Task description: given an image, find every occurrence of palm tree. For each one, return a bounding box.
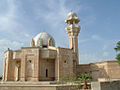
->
[114,41,120,64]
[78,73,92,89]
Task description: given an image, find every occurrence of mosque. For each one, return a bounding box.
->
[2,12,120,82]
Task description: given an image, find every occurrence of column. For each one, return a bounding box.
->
[2,58,6,81]
[33,49,39,81]
[20,51,26,81]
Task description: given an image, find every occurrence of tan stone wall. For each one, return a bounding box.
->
[76,64,90,77]
[76,60,120,81]
[90,61,120,81]
[57,47,73,79]
[20,47,40,81]
[26,55,34,81]
[3,47,58,82]
[106,61,120,79]
[3,50,16,81]
[5,47,120,83]
[90,62,109,81]
[39,48,56,81]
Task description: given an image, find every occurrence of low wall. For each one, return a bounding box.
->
[0,81,92,90]
[0,87,91,90]
[0,86,56,90]
[0,85,75,90]
[0,82,90,90]
[91,81,120,90]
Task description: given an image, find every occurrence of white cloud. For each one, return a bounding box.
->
[103,44,108,51]
[0,39,23,50]
[79,53,101,64]
[0,0,33,42]
[0,0,26,75]
[91,34,102,40]
[81,15,96,27]
[25,33,30,38]
[78,34,102,44]
[79,39,90,43]
[102,52,109,57]
[79,51,115,64]
[0,0,17,31]
[35,0,70,28]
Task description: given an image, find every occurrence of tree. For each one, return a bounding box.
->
[59,73,92,89]
[59,74,80,89]
[59,73,77,83]
[59,75,67,84]
[114,41,120,65]
[78,73,92,89]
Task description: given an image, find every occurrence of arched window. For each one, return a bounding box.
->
[48,38,55,47]
[49,38,52,46]
[37,39,42,46]
[46,69,48,77]
[26,60,33,77]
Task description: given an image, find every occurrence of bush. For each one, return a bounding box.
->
[0,76,2,80]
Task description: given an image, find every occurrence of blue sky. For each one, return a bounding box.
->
[0,0,120,75]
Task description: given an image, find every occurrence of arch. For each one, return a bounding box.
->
[48,38,55,47]
[26,60,33,80]
[37,39,42,46]
[15,61,20,81]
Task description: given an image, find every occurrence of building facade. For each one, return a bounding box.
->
[2,12,79,82]
[2,12,120,82]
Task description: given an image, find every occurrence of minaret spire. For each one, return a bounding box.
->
[65,11,80,65]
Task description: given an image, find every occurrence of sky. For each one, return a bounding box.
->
[0,0,120,75]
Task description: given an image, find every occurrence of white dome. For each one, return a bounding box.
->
[68,11,77,17]
[34,32,55,47]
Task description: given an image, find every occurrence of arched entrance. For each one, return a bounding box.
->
[39,59,55,81]
[26,60,34,81]
[15,61,21,81]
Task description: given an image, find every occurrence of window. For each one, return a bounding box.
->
[43,45,47,48]
[64,60,67,63]
[48,38,55,47]
[49,38,52,46]
[46,69,48,77]
[29,60,32,63]
[37,39,42,46]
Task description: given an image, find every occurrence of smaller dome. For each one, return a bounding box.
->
[68,11,77,17]
[65,11,80,24]
[34,32,55,47]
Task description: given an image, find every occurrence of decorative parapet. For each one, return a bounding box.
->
[13,50,21,60]
[40,49,57,59]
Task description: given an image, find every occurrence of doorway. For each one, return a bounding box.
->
[39,59,55,81]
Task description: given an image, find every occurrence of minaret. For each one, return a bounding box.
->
[65,12,80,65]
[30,38,35,47]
